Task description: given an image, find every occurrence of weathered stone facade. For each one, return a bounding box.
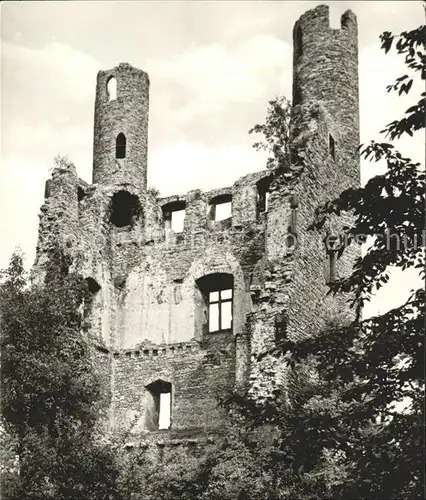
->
[33,5,360,454]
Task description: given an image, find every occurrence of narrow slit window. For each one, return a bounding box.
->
[290,193,299,234]
[159,392,171,430]
[327,251,337,283]
[329,134,336,160]
[116,133,126,159]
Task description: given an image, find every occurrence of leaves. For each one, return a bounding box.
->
[215,20,426,500]
[0,249,124,499]
[249,96,292,171]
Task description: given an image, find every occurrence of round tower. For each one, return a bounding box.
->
[92,63,149,190]
[292,5,359,158]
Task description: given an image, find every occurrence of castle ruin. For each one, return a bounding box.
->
[33,5,360,457]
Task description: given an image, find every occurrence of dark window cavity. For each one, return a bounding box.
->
[83,277,101,321]
[86,277,101,294]
[257,177,272,216]
[329,134,336,160]
[109,190,141,228]
[116,133,126,159]
[78,186,86,202]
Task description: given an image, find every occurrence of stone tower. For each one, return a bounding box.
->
[93,63,150,191]
[249,4,360,396]
[33,4,360,457]
[292,5,359,171]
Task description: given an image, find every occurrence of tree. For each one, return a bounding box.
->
[0,249,124,499]
[294,22,425,499]
[249,95,292,172]
[244,20,424,500]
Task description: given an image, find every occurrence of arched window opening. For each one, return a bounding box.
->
[145,380,172,431]
[196,273,233,334]
[109,190,141,228]
[162,200,186,233]
[116,133,126,159]
[107,76,117,101]
[209,194,232,222]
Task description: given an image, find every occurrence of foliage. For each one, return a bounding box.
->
[51,154,75,171]
[117,446,208,500]
[244,20,424,500]
[0,249,125,499]
[198,20,426,500]
[298,22,425,499]
[249,96,292,171]
[147,186,160,198]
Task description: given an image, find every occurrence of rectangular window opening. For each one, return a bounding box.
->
[158,392,171,430]
[214,201,232,221]
[258,190,270,214]
[208,288,233,333]
[171,209,185,233]
[162,201,186,233]
[145,381,172,431]
[257,177,272,217]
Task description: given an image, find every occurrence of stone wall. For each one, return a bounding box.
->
[32,3,361,456]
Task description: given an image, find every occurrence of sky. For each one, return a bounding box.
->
[1,1,424,316]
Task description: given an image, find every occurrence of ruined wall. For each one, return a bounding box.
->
[32,163,80,284]
[32,4,361,455]
[107,171,269,434]
[112,336,234,437]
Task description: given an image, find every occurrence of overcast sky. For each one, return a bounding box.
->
[1,1,424,316]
